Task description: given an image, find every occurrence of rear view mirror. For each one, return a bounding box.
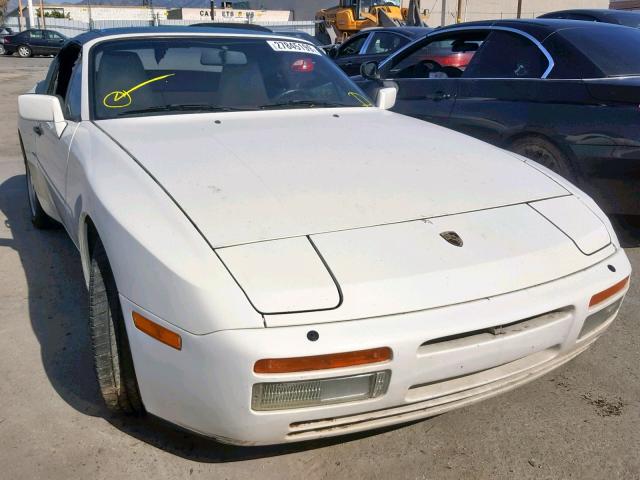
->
[18,94,67,137]
[452,42,478,53]
[376,86,397,110]
[200,49,248,66]
[361,61,380,80]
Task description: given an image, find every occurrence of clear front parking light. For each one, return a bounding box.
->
[251,370,391,411]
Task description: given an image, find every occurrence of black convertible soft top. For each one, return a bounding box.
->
[431,18,633,43]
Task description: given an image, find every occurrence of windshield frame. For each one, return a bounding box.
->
[87,34,372,121]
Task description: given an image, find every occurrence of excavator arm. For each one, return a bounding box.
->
[315,0,428,45]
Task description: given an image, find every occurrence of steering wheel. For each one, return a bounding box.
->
[412,60,442,78]
[273,89,307,102]
[420,60,442,71]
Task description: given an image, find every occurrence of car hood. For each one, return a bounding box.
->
[96,108,568,248]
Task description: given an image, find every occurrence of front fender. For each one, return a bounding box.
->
[66,122,263,334]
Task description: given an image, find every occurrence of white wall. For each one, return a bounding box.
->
[14,5,169,24]
[168,8,291,22]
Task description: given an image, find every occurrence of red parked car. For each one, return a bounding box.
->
[412,37,481,75]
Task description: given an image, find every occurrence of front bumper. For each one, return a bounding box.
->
[120,248,630,446]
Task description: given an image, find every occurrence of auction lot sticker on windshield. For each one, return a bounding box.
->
[267,40,321,56]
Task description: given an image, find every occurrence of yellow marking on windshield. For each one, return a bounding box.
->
[348,91,373,107]
[103,73,175,109]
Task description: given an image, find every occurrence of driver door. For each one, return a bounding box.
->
[34,48,82,229]
[333,32,370,76]
[381,30,488,126]
[44,30,66,54]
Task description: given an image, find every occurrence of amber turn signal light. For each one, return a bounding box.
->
[132,312,182,350]
[254,347,392,374]
[589,277,629,307]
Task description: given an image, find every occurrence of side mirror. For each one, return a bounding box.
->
[328,44,339,58]
[361,61,380,80]
[376,86,397,110]
[18,94,67,137]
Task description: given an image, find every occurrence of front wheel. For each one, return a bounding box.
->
[509,136,577,183]
[0,44,6,55]
[17,45,32,58]
[89,239,144,414]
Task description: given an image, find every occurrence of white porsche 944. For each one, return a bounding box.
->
[17,28,631,445]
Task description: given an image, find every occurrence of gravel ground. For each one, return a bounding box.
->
[0,55,638,480]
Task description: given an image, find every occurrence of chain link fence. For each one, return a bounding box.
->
[3,17,316,39]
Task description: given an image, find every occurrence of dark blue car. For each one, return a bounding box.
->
[2,29,67,57]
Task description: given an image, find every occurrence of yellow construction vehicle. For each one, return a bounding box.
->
[315,0,427,44]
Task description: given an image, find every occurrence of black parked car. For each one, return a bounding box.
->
[539,9,640,28]
[3,29,67,57]
[330,26,432,76]
[356,19,640,214]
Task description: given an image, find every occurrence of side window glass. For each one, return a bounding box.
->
[365,32,407,55]
[386,32,486,79]
[463,31,548,79]
[44,58,60,94]
[65,58,82,121]
[45,31,63,40]
[30,30,44,40]
[49,45,81,102]
[337,34,368,58]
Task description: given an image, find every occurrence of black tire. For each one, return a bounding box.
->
[509,136,577,182]
[0,45,6,55]
[20,136,59,229]
[89,239,144,414]
[17,45,32,58]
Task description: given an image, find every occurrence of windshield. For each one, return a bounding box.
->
[91,37,373,119]
[359,0,400,16]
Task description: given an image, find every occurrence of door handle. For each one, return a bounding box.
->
[33,125,43,136]
[427,91,452,101]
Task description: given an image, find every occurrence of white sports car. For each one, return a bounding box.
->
[17,27,630,446]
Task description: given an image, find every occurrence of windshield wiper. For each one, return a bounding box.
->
[115,104,251,117]
[259,100,355,110]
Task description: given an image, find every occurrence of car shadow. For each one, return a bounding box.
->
[0,173,420,462]
[610,215,640,249]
